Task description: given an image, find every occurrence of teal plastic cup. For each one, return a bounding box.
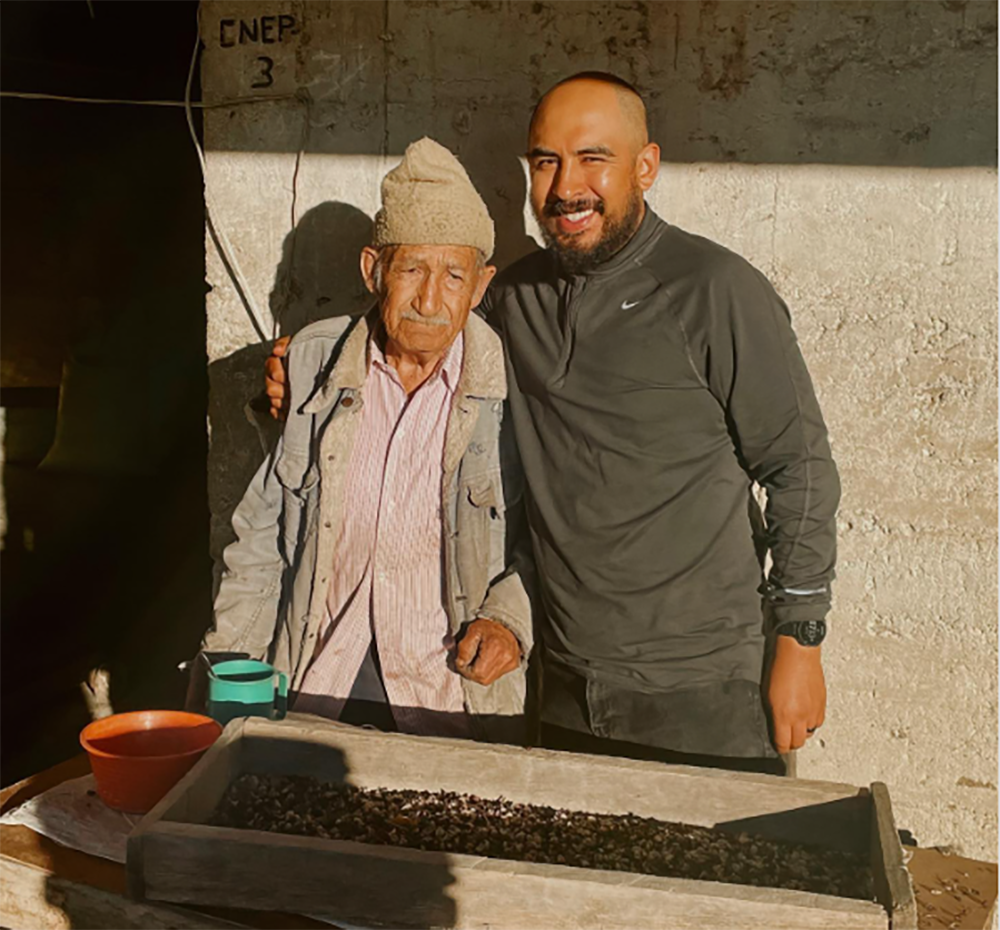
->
[207,659,288,727]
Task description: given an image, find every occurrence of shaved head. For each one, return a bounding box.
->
[525,71,660,273]
[530,72,649,155]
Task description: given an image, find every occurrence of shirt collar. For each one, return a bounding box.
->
[439,332,464,393]
[369,330,465,395]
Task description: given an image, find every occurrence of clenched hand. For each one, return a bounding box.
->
[266,335,291,419]
[456,618,521,686]
[765,636,826,754]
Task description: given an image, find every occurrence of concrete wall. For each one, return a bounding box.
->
[201,1,998,859]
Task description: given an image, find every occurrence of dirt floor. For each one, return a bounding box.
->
[906,846,998,930]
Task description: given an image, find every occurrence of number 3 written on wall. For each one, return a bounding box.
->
[252,57,274,89]
[218,15,299,91]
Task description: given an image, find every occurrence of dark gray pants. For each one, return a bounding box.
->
[540,660,784,775]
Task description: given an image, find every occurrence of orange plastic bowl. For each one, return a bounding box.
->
[80,710,222,814]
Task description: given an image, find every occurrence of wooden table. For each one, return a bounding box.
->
[1,756,996,930]
[0,756,332,929]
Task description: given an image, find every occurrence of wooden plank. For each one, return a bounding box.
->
[0,748,336,929]
[128,719,245,900]
[869,782,917,929]
[136,821,887,930]
[0,840,334,930]
[153,718,246,827]
[1,855,245,929]
[15,750,993,930]
[240,716,871,853]
[129,716,891,927]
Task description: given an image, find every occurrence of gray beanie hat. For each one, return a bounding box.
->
[373,137,494,260]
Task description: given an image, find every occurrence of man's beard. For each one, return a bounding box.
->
[537,187,644,274]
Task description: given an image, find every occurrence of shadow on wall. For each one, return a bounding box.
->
[463,150,539,274]
[269,201,376,338]
[207,202,375,569]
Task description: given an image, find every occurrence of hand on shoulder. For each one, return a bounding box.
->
[265,335,291,420]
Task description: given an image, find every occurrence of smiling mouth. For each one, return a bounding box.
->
[555,209,598,233]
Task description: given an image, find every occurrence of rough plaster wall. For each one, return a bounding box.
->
[662,162,999,860]
[201,1,998,858]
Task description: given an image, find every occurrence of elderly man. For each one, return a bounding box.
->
[200,138,531,743]
[269,74,840,774]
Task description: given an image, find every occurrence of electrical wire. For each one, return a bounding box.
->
[183,19,273,341]
[270,89,313,340]
[0,89,298,108]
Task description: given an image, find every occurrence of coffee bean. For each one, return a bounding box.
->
[208,774,873,900]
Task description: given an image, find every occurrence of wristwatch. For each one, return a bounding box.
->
[776,619,826,647]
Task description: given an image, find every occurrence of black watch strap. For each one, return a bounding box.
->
[775,619,826,647]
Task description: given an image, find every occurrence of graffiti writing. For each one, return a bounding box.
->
[219,15,299,48]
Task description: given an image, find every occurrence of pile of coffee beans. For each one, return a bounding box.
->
[209,773,873,899]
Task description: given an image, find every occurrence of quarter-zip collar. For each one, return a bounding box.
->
[545,206,667,388]
[555,203,666,281]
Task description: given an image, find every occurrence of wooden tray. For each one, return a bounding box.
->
[126,714,915,929]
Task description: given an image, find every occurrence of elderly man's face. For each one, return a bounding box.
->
[527,80,659,273]
[361,244,495,358]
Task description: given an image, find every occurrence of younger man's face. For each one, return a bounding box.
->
[527,80,659,273]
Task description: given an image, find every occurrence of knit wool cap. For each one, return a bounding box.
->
[373,137,494,260]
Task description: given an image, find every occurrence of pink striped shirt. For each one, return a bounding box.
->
[294,333,471,737]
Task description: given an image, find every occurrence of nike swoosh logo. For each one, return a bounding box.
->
[621,300,640,310]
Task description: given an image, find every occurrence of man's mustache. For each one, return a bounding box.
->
[543,198,606,218]
[400,310,450,327]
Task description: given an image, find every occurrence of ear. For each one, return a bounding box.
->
[636,142,660,193]
[359,246,380,294]
[471,264,498,310]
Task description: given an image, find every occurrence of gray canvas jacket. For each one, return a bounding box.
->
[203,310,534,744]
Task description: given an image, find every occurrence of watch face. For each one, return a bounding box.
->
[797,620,826,647]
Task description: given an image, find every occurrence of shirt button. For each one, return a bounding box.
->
[324,521,332,528]
[341,397,354,408]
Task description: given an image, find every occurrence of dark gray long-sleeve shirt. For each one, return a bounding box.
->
[484,208,840,697]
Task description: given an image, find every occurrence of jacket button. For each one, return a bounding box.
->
[341,397,354,407]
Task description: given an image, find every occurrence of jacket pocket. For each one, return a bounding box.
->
[467,476,501,513]
[457,473,506,609]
